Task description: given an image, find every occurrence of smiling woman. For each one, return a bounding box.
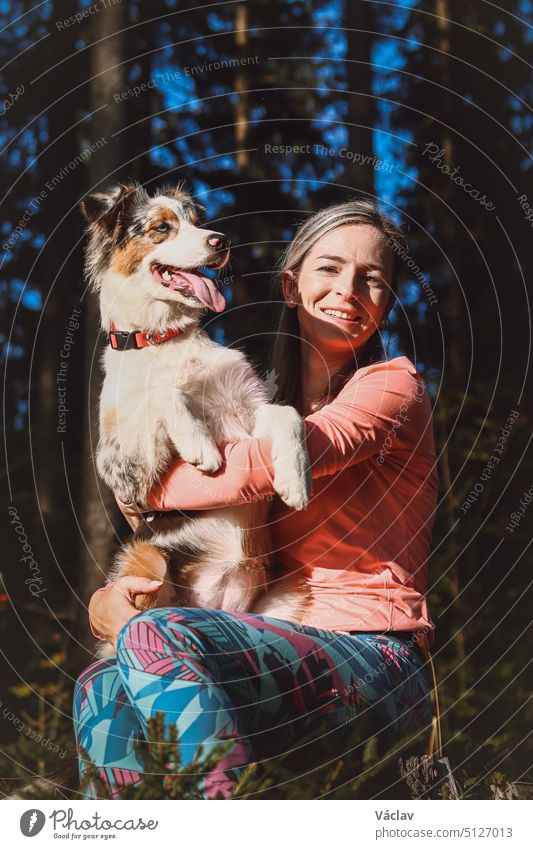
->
[280,223,395,412]
[78,199,438,800]
[271,199,408,414]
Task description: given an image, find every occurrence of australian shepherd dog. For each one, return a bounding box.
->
[80,183,311,657]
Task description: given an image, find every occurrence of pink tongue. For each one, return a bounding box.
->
[173,271,226,312]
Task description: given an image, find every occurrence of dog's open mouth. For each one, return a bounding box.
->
[150,264,226,313]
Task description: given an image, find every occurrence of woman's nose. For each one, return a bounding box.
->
[334,280,363,302]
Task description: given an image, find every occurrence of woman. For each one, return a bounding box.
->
[74,200,439,799]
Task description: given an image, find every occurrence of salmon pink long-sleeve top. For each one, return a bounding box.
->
[146,355,439,657]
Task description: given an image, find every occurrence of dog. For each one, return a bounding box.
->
[80,182,311,657]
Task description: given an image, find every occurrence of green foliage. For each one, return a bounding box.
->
[0,616,74,790]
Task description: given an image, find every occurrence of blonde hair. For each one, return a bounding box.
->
[269,199,408,413]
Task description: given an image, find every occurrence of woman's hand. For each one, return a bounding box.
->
[114,493,144,531]
[88,576,163,652]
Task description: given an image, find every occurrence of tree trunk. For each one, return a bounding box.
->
[34,0,83,540]
[343,0,374,195]
[434,0,467,694]
[234,3,250,170]
[78,4,127,642]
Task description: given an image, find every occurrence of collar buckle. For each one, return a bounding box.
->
[106,324,184,351]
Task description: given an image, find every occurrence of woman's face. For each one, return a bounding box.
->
[282,224,395,359]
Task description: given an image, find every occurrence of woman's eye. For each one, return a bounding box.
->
[318,265,338,273]
[154,222,171,233]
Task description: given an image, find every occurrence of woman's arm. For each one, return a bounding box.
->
[146,434,276,511]
[145,360,431,512]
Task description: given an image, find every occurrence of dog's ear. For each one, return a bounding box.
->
[80,184,139,232]
[80,185,123,225]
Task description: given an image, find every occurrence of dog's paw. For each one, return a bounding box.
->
[179,438,223,473]
[115,488,138,506]
[272,448,311,511]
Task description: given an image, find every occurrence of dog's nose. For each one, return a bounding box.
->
[207,233,231,250]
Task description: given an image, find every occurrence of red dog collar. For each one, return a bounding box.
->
[107,323,184,351]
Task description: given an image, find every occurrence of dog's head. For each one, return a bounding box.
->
[80,183,230,315]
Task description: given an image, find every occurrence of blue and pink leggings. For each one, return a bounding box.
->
[73,607,432,798]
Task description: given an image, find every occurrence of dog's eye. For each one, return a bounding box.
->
[154,222,171,233]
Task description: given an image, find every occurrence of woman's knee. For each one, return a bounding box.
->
[72,656,118,724]
[116,607,206,661]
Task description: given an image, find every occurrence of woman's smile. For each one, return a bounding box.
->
[319,305,365,327]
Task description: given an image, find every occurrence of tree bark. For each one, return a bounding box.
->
[78,3,127,642]
[234,3,250,170]
[434,0,467,694]
[343,0,374,195]
[34,0,83,539]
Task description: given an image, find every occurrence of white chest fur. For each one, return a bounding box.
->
[98,332,268,483]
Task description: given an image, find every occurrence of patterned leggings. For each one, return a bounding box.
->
[73,607,432,799]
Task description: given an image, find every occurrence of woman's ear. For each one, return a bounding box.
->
[281,270,299,308]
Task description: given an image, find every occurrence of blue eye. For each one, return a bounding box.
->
[154,222,171,233]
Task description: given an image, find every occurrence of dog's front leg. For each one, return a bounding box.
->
[166,389,222,472]
[253,404,311,510]
[96,434,157,506]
